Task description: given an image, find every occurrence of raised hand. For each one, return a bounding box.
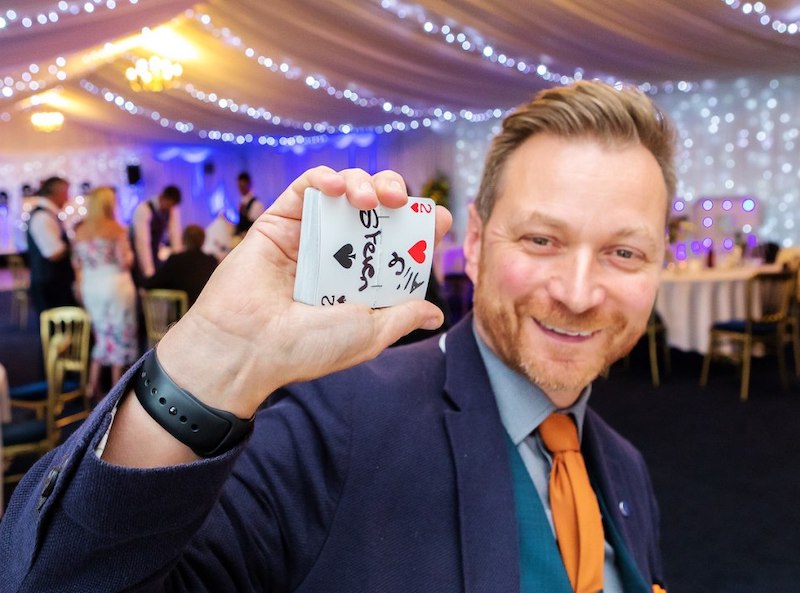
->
[151,166,452,419]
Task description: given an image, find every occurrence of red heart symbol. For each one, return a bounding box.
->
[410,203,420,213]
[408,240,427,264]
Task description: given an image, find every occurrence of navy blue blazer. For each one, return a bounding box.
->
[0,314,664,592]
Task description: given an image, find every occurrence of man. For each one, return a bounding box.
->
[129,184,183,286]
[25,176,77,313]
[144,224,219,307]
[1,81,674,593]
[202,209,235,262]
[234,171,266,237]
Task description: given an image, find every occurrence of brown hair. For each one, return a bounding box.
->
[182,224,206,251]
[474,81,676,222]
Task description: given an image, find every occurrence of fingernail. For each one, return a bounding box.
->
[359,181,374,194]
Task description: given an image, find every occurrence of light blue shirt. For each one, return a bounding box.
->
[469,325,626,593]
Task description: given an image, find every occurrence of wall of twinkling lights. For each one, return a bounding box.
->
[2,74,800,253]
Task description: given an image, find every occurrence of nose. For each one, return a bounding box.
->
[546,249,606,314]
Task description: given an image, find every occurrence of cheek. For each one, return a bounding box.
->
[490,256,541,300]
[619,277,659,320]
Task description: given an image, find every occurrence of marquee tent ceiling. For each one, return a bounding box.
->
[2,0,800,146]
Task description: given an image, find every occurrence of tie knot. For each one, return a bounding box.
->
[538,413,580,453]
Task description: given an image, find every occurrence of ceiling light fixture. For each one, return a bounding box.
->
[30,110,64,132]
[125,55,182,92]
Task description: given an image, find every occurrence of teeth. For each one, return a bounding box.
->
[541,322,593,337]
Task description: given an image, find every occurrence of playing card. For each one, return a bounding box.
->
[294,188,436,308]
[374,197,436,307]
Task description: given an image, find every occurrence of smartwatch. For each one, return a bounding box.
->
[133,349,254,457]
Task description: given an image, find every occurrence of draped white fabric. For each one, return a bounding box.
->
[3,0,800,142]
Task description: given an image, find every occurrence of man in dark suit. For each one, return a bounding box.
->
[143,224,218,307]
[1,81,674,593]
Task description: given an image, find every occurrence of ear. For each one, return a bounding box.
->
[463,203,483,284]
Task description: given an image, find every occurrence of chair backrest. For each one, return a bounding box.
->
[40,307,91,393]
[140,289,188,347]
[746,271,796,325]
[775,246,800,271]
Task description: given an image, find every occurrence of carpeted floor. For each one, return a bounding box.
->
[2,289,799,592]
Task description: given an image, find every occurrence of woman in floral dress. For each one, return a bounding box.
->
[71,186,138,400]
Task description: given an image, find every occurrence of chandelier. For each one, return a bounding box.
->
[30,111,65,132]
[125,56,183,92]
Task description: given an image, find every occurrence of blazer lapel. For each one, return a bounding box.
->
[442,316,520,593]
[582,410,654,589]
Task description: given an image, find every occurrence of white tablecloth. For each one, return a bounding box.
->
[655,264,779,354]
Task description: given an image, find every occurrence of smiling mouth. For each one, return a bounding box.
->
[537,319,597,338]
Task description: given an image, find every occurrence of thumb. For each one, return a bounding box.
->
[370,300,445,346]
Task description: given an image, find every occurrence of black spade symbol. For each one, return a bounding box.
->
[333,243,356,269]
[337,295,346,303]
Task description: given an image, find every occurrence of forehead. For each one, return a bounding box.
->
[492,134,668,227]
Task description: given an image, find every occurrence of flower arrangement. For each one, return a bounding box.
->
[421,171,450,210]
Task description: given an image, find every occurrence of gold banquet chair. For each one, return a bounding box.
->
[3,358,65,488]
[11,307,92,425]
[700,271,796,402]
[140,289,188,348]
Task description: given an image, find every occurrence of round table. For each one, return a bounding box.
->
[654,263,779,354]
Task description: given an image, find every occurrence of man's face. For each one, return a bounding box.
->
[158,196,177,212]
[238,178,251,196]
[50,181,69,209]
[464,134,667,408]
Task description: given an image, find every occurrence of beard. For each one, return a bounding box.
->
[473,278,644,398]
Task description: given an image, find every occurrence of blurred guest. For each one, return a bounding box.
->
[144,224,218,307]
[129,185,183,286]
[71,187,138,400]
[234,171,265,237]
[203,209,235,262]
[26,176,77,313]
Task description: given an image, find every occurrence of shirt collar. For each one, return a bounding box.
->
[472,321,592,446]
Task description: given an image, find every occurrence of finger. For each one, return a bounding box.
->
[434,205,453,246]
[372,171,408,208]
[268,165,345,219]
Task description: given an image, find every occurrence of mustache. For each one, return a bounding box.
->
[518,301,624,332]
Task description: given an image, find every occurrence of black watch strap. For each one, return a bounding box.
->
[133,349,254,457]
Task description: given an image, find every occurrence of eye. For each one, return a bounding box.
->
[615,248,635,259]
[527,236,551,247]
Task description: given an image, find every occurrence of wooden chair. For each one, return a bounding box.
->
[140,289,188,348]
[3,354,65,489]
[700,270,796,401]
[619,308,670,387]
[786,266,800,377]
[10,307,92,426]
[646,310,671,387]
[7,254,30,328]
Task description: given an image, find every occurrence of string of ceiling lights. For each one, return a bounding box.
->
[187,8,502,124]
[719,0,800,34]
[3,0,795,142]
[376,0,699,95]
[0,0,140,32]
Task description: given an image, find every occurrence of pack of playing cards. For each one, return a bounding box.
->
[294,188,436,308]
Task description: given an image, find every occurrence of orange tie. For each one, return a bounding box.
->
[538,413,604,593]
